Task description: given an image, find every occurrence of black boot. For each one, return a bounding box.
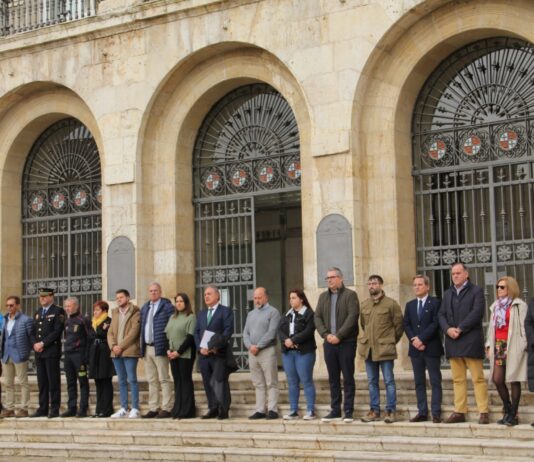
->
[497,402,511,425]
[505,404,518,426]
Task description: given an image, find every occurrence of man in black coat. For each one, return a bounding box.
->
[438,263,489,424]
[525,298,534,427]
[30,288,66,418]
[403,274,443,423]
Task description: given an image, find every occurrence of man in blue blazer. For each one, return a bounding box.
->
[403,274,443,423]
[194,285,234,419]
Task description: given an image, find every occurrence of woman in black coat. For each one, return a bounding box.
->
[88,300,115,417]
[525,298,534,427]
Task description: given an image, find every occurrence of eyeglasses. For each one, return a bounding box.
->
[325,276,339,280]
[5,304,15,308]
[496,285,506,290]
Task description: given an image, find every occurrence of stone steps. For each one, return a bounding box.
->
[0,419,532,461]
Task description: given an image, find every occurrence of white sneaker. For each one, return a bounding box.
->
[283,411,299,420]
[128,408,140,419]
[303,411,316,420]
[111,408,128,419]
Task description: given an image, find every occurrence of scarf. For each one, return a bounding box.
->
[92,312,109,330]
[494,297,511,329]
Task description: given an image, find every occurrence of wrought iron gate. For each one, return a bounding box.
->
[22,118,102,316]
[413,37,534,307]
[195,197,255,370]
[193,84,301,369]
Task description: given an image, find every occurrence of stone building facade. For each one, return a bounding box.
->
[1,0,533,370]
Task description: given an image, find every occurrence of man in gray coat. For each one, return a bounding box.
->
[315,267,359,422]
[243,287,281,419]
[439,262,489,424]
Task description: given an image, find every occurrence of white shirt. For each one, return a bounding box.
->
[144,299,161,342]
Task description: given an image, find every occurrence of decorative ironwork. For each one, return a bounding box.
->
[193,84,301,370]
[0,0,100,36]
[193,84,301,199]
[22,118,102,316]
[413,38,534,307]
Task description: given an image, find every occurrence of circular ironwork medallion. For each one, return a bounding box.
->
[286,160,302,180]
[428,140,447,160]
[51,191,67,211]
[73,189,89,208]
[258,165,275,184]
[30,193,46,214]
[230,168,249,188]
[462,134,482,156]
[498,129,518,151]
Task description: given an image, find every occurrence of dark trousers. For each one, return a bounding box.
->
[64,352,89,413]
[323,341,356,415]
[170,357,195,418]
[94,378,114,416]
[36,355,61,414]
[199,355,231,414]
[410,354,442,417]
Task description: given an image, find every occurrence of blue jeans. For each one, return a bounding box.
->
[282,350,316,413]
[365,359,396,413]
[112,357,139,410]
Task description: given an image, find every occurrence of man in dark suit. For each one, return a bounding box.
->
[30,288,65,418]
[438,262,489,424]
[403,274,443,423]
[194,284,234,420]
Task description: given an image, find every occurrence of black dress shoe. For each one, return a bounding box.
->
[202,409,219,419]
[48,411,59,419]
[409,413,429,422]
[248,412,266,420]
[142,410,159,419]
[432,415,442,423]
[266,411,279,420]
[61,410,76,418]
[30,410,48,418]
[76,411,87,418]
[217,412,229,420]
[156,410,172,419]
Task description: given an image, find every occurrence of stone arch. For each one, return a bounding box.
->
[138,43,313,298]
[0,83,103,298]
[351,0,534,301]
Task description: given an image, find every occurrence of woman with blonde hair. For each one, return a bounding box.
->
[485,276,528,426]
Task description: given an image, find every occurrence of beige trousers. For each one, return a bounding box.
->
[144,346,173,412]
[1,359,29,411]
[449,357,489,413]
[249,346,279,413]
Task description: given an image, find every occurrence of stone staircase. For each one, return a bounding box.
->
[0,371,533,461]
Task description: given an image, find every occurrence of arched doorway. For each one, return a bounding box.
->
[193,83,303,369]
[22,118,102,314]
[413,37,534,303]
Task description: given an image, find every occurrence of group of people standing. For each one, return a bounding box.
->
[1,262,534,426]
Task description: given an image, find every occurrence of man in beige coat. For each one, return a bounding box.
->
[358,275,403,424]
[107,289,141,418]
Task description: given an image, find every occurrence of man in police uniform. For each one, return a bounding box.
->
[30,288,65,418]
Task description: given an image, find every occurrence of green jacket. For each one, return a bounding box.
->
[358,292,403,361]
[314,285,359,342]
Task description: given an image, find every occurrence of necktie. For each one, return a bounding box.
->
[418,299,423,321]
[42,308,48,317]
[147,303,155,343]
[207,308,214,324]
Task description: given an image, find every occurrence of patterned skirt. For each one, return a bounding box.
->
[494,338,508,366]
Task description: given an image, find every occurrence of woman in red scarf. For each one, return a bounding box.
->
[485,276,527,426]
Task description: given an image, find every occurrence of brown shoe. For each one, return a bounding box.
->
[478,413,489,424]
[0,409,15,418]
[16,410,29,418]
[432,415,442,423]
[443,412,466,424]
[409,413,429,422]
[384,411,396,424]
[156,410,171,419]
[361,410,380,422]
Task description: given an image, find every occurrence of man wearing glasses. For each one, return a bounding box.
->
[439,262,489,424]
[1,296,33,417]
[315,267,359,422]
